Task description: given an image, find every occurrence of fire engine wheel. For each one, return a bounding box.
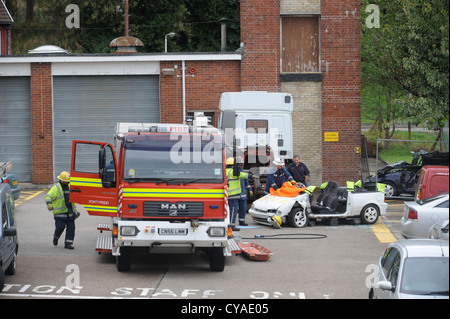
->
[209,247,225,272]
[360,204,380,225]
[116,247,131,272]
[288,208,309,228]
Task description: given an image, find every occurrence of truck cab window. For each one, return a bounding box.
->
[74,143,102,174]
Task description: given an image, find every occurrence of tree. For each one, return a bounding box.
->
[391,0,449,132]
[10,0,240,54]
[361,0,449,139]
[361,0,407,146]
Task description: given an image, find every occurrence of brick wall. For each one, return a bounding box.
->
[30,62,53,184]
[321,0,361,184]
[160,60,240,124]
[280,0,321,14]
[282,82,323,185]
[240,0,280,91]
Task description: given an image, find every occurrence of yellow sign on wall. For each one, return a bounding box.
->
[324,132,339,142]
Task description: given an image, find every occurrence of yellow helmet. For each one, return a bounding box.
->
[57,171,71,182]
[226,157,235,165]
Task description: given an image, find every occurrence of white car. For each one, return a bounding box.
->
[369,239,449,299]
[401,193,449,239]
[249,181,387,227]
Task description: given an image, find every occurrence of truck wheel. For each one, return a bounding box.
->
[209,247,225,272]
[288,208,309,228]
[116,247,131,272]
[360,204,379,224]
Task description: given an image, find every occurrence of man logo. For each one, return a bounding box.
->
[169,210,178,216]
[161,203,187,210]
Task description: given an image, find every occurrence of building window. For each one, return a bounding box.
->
[281,16,320,73]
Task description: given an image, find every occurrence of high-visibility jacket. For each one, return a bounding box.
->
[45,183,77,217]
[226,168,249,199]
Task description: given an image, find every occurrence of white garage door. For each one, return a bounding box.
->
[0,77,32,182]
[53,75,160,181]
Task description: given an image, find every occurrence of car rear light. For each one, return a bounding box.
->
[408,208,418,220]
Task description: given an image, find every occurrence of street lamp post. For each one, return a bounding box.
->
[164,32,176,53]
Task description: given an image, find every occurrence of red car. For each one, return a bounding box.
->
[415,165,449,201]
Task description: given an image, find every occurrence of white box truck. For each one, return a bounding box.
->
[218,91,294,197]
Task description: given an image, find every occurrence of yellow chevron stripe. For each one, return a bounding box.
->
[70,177,103,188]
[81,204,118,213]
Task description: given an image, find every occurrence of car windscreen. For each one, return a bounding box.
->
[400,257,449,296]
[123,133,224,183]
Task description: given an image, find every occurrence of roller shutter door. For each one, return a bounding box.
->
[53,75,160,181]
[0,77,32,182]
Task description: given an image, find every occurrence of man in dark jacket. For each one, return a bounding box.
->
[287,154,310,186]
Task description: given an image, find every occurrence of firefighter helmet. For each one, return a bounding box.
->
[272,157,284,166]
[57,171,71,182]
[226,157,235,165]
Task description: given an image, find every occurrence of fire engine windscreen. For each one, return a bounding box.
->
[123,133,224,183]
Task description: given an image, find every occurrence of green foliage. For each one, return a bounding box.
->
[361,0,449,132]
[364,130,442,164]
[10,0,240,54]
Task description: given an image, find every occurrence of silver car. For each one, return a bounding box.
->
[401,193,449,239]
[369,239,449,299]
[429,219,449,241]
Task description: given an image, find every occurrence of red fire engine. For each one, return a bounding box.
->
[69,116,239,271]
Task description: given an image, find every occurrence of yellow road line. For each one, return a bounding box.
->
[15,190,46,206]
[371,218,397,243]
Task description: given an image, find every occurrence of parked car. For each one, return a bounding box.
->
[0,183,18,293]
[429,219,449,241]
[415,165,449,201]
[401,193,449,239]
[1,173,21,201]
[369,239,449,299]
[368,151,449,197]
[1,161,21,200]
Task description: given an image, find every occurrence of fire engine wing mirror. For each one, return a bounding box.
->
[98,147,107,183]
[233,159,240,178]
[99,147,106,170]
[98,146,116,188]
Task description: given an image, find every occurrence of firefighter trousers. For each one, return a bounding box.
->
[54,215,75,246]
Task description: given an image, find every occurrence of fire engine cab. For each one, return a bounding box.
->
[69,115,238,271]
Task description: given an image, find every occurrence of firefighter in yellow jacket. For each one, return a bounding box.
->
[226,158,252,230]
[45,171,79,249]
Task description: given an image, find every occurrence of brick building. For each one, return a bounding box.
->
[0,0,361,185]
[0,0,13,55]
